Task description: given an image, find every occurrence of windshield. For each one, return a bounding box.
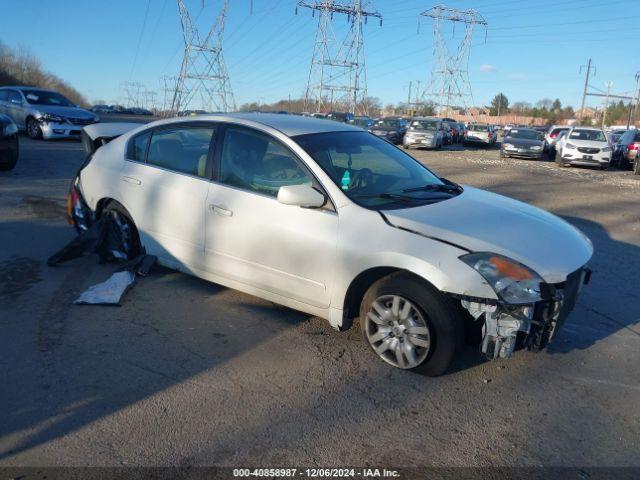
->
[353,117,371,127]
[22,90,74,107]
[375,119,400,129]
[294,131,460,209]
[570,129,607,142]
[410,120,439,131]
[507,129,539,140]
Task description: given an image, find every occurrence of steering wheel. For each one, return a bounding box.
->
[351,167,374,190]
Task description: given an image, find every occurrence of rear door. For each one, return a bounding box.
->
[204,125,338,308]
[119,123,216,270]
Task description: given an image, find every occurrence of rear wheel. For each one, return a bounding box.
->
[555,151,567,167]
[102,202,142,260]
[26,117,42,140]
[360,273,463,376]
[634,158,640,175]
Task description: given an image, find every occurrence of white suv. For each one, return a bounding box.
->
[555,127,612,169]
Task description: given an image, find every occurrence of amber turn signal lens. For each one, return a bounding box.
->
[489,255,534,280]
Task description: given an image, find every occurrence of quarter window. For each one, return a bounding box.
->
[219,127,313,197]
[146,127,215,177]
[127,131,151,162]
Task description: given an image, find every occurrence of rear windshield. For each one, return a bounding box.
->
[569,129,607,142]
[551,128,569,135]
[469,125,488,132]
[507,129,539,140]
[410,120,439,130]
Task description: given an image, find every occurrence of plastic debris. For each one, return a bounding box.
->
[74,271,135,306]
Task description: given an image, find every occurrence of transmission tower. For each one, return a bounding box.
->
[298,0,382,115]
[172,0,236,113]
[419,5,487,119]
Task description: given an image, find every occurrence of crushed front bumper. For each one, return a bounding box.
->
[458,266,591,359]
[39,119,97,140]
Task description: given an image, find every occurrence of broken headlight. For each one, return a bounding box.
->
[460,253,543,305]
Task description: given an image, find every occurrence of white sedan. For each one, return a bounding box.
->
[71,114,593,375]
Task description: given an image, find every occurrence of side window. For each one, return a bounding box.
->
[0,90,8,102]
[147,126,215,177]
[7,91,22,103]
[219,127,313,197]
[127,131,151,162]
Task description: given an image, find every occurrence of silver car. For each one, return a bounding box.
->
[403,117,444,149]
[0,86,99,140]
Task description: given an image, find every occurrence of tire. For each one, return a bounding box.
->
[0,138,19,171]
[359,272,463,376]
[634,158,640,175]
[102,202,142,259]
[403,145,409,150]
[555,151,566,167]
[26,117,43,140]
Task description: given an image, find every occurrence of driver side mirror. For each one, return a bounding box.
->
[277,184,326,208]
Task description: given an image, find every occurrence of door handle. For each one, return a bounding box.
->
[209,204,233,217]
[122,176,142,185]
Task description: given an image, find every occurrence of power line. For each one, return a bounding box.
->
[129,0,152,80]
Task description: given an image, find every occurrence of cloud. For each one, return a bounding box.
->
[480,64,496,73]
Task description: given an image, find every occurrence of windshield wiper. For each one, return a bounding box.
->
[352,192,416,203]
[402,183,462,194]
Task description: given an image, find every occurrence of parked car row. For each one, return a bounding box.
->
[0,86,99,140]
[91,104,155,116]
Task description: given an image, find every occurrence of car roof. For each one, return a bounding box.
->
[150,112,361,137]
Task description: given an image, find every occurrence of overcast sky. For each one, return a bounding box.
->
[1,0,639,109]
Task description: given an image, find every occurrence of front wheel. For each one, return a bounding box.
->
[26,117,43,140]
[634,158,640,175]
[360,273,463,376]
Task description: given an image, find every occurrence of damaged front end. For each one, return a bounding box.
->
[456,253,591,359]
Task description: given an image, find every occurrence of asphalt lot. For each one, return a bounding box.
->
[0,134,639,468]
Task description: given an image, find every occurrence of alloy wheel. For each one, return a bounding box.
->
[27,118,40,139]
[365,294,431,369]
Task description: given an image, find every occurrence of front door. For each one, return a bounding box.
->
[204,126,338,309]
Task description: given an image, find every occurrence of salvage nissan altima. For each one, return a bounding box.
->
[70,114,592,375]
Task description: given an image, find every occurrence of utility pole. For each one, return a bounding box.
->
[298,0,382,115]
[602,81,612,129]
[632,71,640,128]
[407,81,412,108]
[419,5,487,122]
[172,0,236,114]
[579,59,595,123]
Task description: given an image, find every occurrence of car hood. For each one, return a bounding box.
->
[372,126,398,132]
[504,138,543,147]
[567,139,609,148]
[382,186,593,283]
[30,105,95,119]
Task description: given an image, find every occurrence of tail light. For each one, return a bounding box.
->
[488,132,493,138]
[550,132,558,139]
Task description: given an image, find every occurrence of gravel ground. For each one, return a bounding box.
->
[0,136,639,469]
